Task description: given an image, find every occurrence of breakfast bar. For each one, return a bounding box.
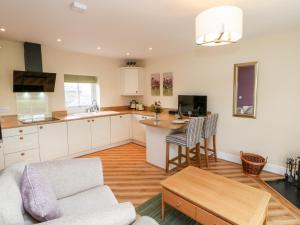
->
[140,118,187,169]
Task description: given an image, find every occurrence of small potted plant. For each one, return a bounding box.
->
[150,101,162,121]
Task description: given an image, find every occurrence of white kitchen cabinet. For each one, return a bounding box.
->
[132,114,146,143]
[91,117,111,149]
[0,143,4,170]
[38,122,68,162]
[2,125,37,138]
[2,125,40,168]
[2,125,39,154]
[132,115,154,143]
[111,114,131,143]
[68,119,92,154]
[4,148,40,168]
[120,67,144,96]
[3,133,39,154]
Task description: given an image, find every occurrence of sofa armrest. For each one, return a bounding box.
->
[39,202,136,225]
[33,158,104,199]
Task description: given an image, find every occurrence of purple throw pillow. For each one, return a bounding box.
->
[21,165,62,222]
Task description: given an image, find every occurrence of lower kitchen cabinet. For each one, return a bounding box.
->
[68,119,92,154]
[0,113,152,170]
[91,117,111,149]
[111,114,131,143]
[132,114,146,143]
[2,125,40,167]
[38,122,69,162]
[3,133,39,154]
[4,148,40,168]
[132,115,154,143]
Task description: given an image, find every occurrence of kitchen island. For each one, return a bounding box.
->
[140,118,187,170]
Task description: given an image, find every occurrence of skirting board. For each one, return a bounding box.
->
[218,151,286,175]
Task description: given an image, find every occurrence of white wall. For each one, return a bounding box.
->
[144,31,300,168]
[0,40,128,115]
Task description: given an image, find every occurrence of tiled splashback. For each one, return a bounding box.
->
[16,92,50,119]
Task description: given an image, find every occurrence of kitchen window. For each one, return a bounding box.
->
[64,75,99,113]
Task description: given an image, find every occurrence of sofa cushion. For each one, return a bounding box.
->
[32,158,103,199]
[21,165,62,222]
[0,162,26,225]
[58,185,118,216]
[38,203,136,225]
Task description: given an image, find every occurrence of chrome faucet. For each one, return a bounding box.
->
[87,100,99,112]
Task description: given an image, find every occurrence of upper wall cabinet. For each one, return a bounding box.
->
[120,67,144,96]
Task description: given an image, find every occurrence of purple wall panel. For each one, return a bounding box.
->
[237,66,255,107]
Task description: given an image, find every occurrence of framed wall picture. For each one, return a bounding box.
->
[151,73,160,96]
[163,72,173,96]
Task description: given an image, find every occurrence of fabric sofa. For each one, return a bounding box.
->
[0,158,158,225]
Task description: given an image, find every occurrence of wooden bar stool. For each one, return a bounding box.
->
[165,117,205,173]
[201,113,219,167]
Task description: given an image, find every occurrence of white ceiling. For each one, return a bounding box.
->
[0,0,300,59]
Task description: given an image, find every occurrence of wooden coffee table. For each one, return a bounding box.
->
[161,166,271,225]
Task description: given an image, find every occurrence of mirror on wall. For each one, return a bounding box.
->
[233,62,258,118]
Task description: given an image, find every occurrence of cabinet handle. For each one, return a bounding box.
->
[87,120,90,122]
[92,119,94,122]
[136,91,138,93]
[40,126,43,129]
[20,137,24,140]
[19,129,23,133]
[120,116,122,118]
[21,153,25,156]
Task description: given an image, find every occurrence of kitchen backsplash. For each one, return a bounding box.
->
[16,92,50,118]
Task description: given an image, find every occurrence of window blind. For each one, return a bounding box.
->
[64,74,97,83]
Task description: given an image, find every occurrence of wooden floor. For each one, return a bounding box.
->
[83,143,300,225]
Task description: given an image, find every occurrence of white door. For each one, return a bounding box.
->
[132,114,146,143]
[123,68,139,95]
[68,119,92,154]
[111,114,131,143]
[91,117,111,149]
[38,122,69,161]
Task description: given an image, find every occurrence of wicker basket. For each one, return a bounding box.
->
[240,151,268,176]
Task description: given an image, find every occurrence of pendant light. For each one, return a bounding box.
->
[196,6,243,46]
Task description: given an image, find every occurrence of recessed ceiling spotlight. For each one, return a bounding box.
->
[148,47,153,51]
[0,46,2,49]
[126,52,130,56]
[57,38,62,42]
[0,28,6,32]
[97,46,101,50]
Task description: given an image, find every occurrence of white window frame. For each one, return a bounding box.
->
[64,82,99,114]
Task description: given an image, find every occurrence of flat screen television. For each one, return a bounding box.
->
[13,71,56,92]
[178,95,207,116]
